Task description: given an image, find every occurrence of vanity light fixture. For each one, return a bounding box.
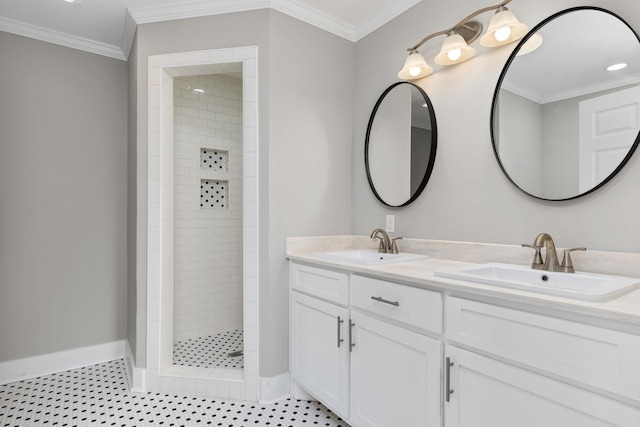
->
[434,31,475,65]
[398,0,532,79]
[516,33,543,56]
[398,49,433,79]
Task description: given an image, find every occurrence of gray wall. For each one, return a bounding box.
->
[353,0,640,253]
[0,32,128,362]
[131,9,354,376]
[267,11,354,376]
[498,89,543,196]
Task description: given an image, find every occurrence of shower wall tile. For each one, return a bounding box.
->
[173,74,244,343]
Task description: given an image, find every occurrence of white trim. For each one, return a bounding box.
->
[0,340,125,386]
[503,74,640,104]
[0,16,126,61]
[120,12,138,60]
[128,0,269,24]
[270,0,356,41]
[3,1,419,61]
[124,340,147,392]
[354,0,422,41]
[146,46,260,400]
[259,372,291,403]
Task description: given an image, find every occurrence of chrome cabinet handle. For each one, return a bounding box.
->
[446,357,454,402]
[371,296,400,307]
[349,320,356,352]
[337,316,344,348]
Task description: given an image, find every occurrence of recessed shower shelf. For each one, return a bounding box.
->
[200,148,229,171]
[201,179,228,209]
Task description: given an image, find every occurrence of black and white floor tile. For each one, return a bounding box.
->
[174,330,244,369]
[0,359,348,426]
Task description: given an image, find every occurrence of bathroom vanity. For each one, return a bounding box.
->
[287,237,640,427]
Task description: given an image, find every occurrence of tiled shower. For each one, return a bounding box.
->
[172,74,244,370]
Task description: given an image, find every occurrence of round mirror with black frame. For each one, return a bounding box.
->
[491,6,640,201]
[365,82,438,207]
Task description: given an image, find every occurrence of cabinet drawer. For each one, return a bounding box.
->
[446,297,640,402]
[351,275,442,334]
[290,262,349,305]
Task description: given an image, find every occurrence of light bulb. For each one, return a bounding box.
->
[494,26,511,42]
[409,66,422,77]
[447,48,462,61]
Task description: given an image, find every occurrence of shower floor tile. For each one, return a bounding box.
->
[0,359,348,426]
[174,329,244,369]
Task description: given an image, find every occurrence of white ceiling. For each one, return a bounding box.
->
[503,8,640,104]
[0,0,421,60]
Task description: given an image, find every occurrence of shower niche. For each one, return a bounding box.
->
[172,72,244,375]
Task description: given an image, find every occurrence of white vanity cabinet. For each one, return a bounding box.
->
[290,262,444,427]
[444,297,640,427]
[290,260,640,427]
[349,275,443,427]
[290,263,351,419]
[444,346,640,427]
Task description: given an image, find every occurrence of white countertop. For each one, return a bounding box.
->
[287,251,640,329]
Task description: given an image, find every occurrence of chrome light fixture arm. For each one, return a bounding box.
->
[406,0,513,52]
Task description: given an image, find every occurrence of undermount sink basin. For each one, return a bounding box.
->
[310,249,428,266]
[434,263,640,302]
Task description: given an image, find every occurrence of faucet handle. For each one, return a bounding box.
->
[522,244,543,270]
[390,237,403,254]
[373,236,386,253]
[560,247,587,273]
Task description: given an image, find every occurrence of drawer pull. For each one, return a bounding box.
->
[371,296,400,307]
[337,316,344,348]
[446,357,454,402]
[349,320,356,352]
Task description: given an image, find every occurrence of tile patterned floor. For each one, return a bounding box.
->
[0,359,348,426]
[174,330,244,370]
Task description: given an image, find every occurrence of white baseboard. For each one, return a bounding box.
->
[0,340,125,386]
[124,339,146,392]
[259,372,290,403]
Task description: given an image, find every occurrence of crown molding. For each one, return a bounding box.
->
[270,0,356,41]
[127,0,269,24]
[355,0,421,40]
[503,74,640,105]
[0,17,126,61]
[1,0,422,61]
[121,12,138,60]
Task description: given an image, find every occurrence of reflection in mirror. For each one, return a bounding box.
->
[491,7,640,201]
[365,82,437,207]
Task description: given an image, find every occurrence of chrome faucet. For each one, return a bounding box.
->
[370,228,402,254]
[522,233,586,273]
[532,233,560,271]
[371,228,391,253]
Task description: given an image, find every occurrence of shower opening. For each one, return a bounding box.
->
[172,71,244,375]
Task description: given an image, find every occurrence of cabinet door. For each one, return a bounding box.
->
[290,291,350,419]
[445,346,640,427]
[349,311,442,427]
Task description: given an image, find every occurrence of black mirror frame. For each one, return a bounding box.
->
[365,81,438,207]
[490,6,640,201]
